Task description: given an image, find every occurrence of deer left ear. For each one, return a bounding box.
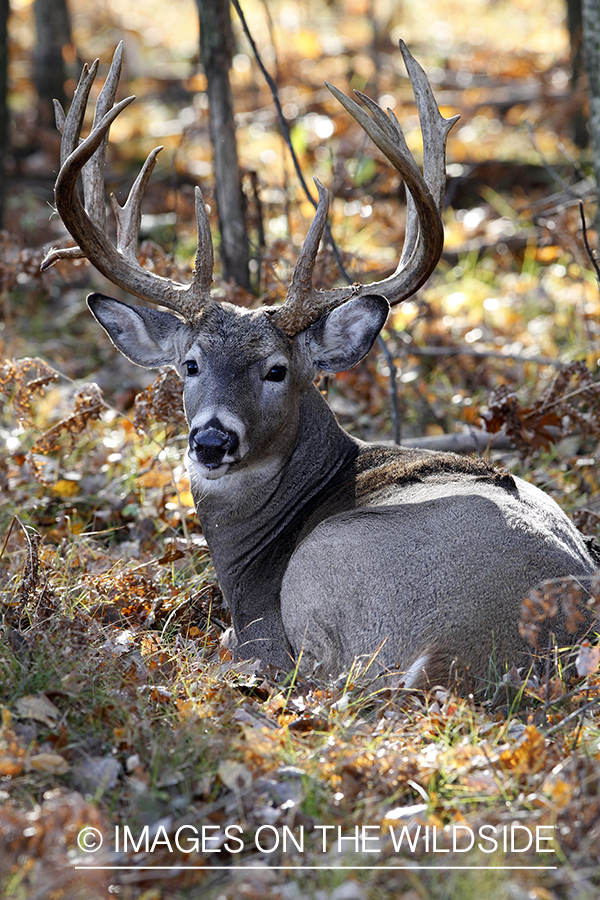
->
[304,294,389,373]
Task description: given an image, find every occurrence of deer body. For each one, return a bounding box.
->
[88,295,597,689]
[44,43,598,691]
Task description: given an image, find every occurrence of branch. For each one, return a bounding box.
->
[579,200,600,291]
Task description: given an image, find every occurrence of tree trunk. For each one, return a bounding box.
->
[582,0,600,213]
[0,0,8,226]
[33,0,72,125]
[197,0,250,289]
[567,0,588,146]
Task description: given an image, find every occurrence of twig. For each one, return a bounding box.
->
[544,693,600,736]
[571,687,590,750]
[390,334,562,368]
[579,200,600,292]
[400,429,513,452]
[0,516,17,563]
[526,380,600,417]
[376,335,401,444]
[524,119,572,195]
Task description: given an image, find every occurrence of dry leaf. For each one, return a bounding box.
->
[217,760,253,792]
[499,724,547,773]
[542,766,575,809]
[27,752,70,775]
[576,640,600,677]
[15,694,61,727]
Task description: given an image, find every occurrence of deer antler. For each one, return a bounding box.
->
[42,41,456,334]
[41,43,214,321]
[271,41,459,335]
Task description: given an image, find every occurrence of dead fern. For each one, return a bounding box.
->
[0,357,59,425]
[133,370,186,435]
[27,382,104,485]
[483,361,600,459]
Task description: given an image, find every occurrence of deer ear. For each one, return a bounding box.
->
[87,293,189,368]
[304,294,389,373]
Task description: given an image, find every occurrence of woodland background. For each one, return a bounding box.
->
[1,1,600,899]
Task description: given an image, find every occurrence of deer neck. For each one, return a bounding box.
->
[198,384,358,571]
[194,386,359,668]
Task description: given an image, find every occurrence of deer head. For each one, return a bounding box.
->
[40,42,458,488]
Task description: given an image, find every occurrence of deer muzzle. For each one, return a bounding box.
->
[189,424,240,470]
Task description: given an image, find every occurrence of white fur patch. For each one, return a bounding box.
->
[402,653,430,689]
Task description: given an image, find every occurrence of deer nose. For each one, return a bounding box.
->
[189,425,239,469]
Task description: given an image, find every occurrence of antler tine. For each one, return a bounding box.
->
[271,179,331,333]
[190,185,215,297]
[57,58,99,163]
[84,40,125,234]
[272,41,458,337]
[110,145,162,262]
[44,59,101,266]
[397,40,459,266]
[289,179,330,299]
[41,45,212,322]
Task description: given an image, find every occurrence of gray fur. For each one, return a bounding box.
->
[88,291,598,692]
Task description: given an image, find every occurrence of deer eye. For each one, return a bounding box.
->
[185,360,199,376]
[265,365,287,383]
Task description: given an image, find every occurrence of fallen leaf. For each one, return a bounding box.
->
[218,760,253,792]
[576,640,600,677]
[15,694,61,726]
[27,752,70,775]
[0,756,24,777]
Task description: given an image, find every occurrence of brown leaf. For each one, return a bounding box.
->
[15,694,61,727]
[0,357,59,425]
[27,752,70,775]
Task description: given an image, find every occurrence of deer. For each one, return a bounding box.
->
[41,42,598,693]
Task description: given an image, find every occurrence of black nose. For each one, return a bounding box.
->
[189,425,239,469]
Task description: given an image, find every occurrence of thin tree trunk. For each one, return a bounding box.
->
[0,0,8,226]
[33,0,72,125]
[567,0,588,146]
[197,0,250,289]
[582,0,600,211]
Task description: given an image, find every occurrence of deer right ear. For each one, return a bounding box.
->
[87,293,189,369]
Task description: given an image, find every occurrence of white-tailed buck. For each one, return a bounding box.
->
[43,43,598,692]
